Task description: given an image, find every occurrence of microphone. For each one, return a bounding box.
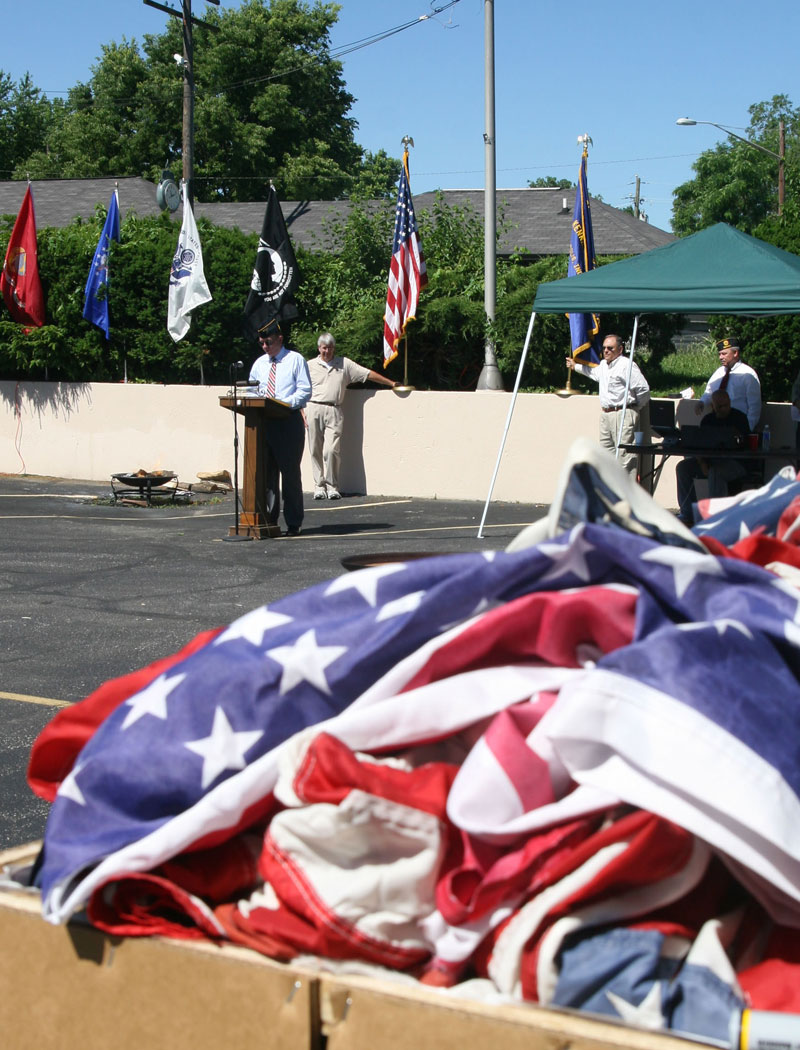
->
[233,360,244,369]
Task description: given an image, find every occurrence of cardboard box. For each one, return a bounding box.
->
[0,843,698,1050]
[0,844,318,1050]
[317,971,695,1050]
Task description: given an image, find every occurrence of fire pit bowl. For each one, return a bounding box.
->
[112,471,177,488]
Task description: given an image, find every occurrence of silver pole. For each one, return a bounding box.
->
[477,311,537,537]
[615,314,641,455]
[477,0,503,390]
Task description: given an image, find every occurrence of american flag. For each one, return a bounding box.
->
[27,447,800,1037]
[383,150,428,366]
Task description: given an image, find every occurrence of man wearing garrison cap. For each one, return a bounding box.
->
[248,317,311,537]
[695,336,761,430]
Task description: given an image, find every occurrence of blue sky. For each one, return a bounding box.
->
[3,0,797,232]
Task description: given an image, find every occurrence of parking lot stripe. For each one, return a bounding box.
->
[0,691,69,708]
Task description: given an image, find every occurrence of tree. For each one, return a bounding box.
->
[0,72,55,177]
[670,96,800,400]
[17,1,364,201]
[348,150,402,201]
[672,95,798,236]
[528,176,575,190]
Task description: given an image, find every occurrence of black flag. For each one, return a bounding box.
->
[243,185,299,341]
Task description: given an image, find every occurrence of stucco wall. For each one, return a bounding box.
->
[1,381,794,509]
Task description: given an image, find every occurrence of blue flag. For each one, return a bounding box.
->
[567,151,600,365]
[83,190,121,339]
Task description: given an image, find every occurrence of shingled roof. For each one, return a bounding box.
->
[0,178,674,256]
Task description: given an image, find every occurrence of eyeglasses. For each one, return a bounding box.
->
[602,345,617,351]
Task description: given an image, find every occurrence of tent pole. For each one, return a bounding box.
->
[616,314,641,456]
[477,311,537,538]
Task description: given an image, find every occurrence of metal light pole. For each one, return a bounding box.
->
[676,116,786,215]
[476,0,504,390]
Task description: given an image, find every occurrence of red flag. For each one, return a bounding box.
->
[1,184,45,327]
[383,150,427,366]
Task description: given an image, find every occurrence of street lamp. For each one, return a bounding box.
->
[676,117,785,215]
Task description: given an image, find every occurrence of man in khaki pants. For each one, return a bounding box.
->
[306,332,397,499]
[566,334,650,476]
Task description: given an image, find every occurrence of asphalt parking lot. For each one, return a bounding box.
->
[0,473,546,850]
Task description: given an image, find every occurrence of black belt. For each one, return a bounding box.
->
[309,401,337,406]
[602,403,637,413]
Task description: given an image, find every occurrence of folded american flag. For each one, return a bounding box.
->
[28,442,800,1039]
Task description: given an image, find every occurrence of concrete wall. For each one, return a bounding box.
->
[1,380,795,509]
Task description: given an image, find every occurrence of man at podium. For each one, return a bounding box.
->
[248,319,311,536]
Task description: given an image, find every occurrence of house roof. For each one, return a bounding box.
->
[0,179,675,257]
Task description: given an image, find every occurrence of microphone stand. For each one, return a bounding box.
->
[223,361,254,542]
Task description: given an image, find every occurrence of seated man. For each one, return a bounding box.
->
[676,390,751,525]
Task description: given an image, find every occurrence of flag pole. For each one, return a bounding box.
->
[394,137,416,393]
[559,133,597,397]
[384,137,425,393]
[396,333,414,392]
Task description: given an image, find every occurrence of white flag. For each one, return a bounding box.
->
[167,192,212,342]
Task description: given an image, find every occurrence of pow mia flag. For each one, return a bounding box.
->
[243,185,299,341]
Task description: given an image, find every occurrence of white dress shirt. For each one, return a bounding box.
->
[574,354,649,410]
[700,361,761,430]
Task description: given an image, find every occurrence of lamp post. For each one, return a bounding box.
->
[676,116,785,216]
[476,0,504,390]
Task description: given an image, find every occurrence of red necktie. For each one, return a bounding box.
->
[267,360,276,398]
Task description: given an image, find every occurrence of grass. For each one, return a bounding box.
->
[638,339,718,398]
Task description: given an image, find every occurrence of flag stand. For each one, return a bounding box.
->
[394,334,415,392]
[556,369,576,398]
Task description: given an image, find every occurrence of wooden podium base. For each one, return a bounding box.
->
[230,518,283,539]
[219,396,295,541]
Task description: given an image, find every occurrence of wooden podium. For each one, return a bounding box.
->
[219,395,293,539]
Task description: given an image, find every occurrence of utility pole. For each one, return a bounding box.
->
[143,0,219,209]
[181,0,195,207]
[633,175,641,220]
[477,0,504,390]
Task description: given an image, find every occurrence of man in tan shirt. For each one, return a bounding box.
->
[306,332,397,499]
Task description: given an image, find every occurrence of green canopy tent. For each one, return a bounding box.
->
[532,223,800,315]
[478,224,800,536]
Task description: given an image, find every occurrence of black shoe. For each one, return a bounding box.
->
[283,527,301,537]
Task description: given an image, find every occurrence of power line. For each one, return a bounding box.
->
[11,1,462,104]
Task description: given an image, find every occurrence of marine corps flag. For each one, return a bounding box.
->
[243,185,299,341]
[567,147,600,366]
[1,183,45,328]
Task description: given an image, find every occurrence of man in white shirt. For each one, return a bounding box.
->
[566,334,650,476]
[306,332,397,499]
[696,336,761,430]
[248,319,311,536]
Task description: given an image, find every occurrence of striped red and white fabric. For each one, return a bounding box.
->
[383,150,427,366]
